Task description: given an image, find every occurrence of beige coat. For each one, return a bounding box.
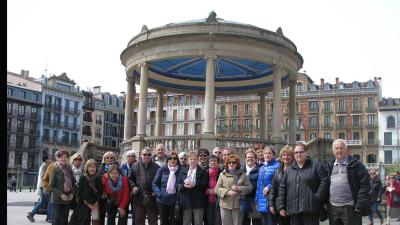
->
[214,169,252,209]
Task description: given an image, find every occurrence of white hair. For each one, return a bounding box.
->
[332,139,347,149]
[178,152,187,158]
[126,149,136,157]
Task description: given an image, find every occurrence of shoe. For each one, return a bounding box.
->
[48,219,52,223]
[26,213,35,222]
[380,218,384,224]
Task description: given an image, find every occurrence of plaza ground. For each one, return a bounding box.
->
[7,189,399,225]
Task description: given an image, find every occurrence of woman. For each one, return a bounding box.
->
[276,143,329,225]
[255,146,280,225]
[368,169,383,225]
[69,159,103,225]
[268,145,294,225]
[205,155,222,225]
[49,150,76,225]
[99,151,118,225]
[152,151,180,225]
[240,149,261,225]
[384,173,400,225]
[102,163,130,225]
[70,152,84,209]
[178,152,188,168]
[215,154,253,225]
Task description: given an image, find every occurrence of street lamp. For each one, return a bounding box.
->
[16,164,21,190]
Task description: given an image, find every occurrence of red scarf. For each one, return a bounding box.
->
[208,167,218,203]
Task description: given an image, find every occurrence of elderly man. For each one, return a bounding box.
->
[129,147,160,225]
[152,143,167,167]
[212,147,223,164]
[198,148,210,170]
[121,150,137,225]
[328,139,371,225]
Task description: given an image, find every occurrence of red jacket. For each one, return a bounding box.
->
[102,175,130,209]
[384,180,400,208]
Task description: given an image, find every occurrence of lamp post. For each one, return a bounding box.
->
[16,164,21,191]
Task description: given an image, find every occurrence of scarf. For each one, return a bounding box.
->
[86,174,98,194]
[108,175,123,193]
[166,165,178,194]
[187,166,197,186]
[56,161,72,193]
[72,165,83,186]
[208,167,218,203]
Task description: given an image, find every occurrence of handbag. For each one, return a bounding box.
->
[174,185,182,221]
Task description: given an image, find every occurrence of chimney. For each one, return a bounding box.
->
[335,77,339,84]
[21,70,29,77]
[93,86,101,94]
[320,78,324,86]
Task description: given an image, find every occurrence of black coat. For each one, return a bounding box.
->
[242,164,260,200]
[277,159,329,215]
[328,156,371,216]
[369,177,383,202]
[128,160,160,205]
[176,165,208,209]
[268,165,285,211]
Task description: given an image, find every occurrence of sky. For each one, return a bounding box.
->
[7,0,400,97]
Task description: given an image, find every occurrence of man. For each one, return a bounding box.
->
[27,155,52,222]
[212,147,223,164]
[152,143,167,167]
[42,153,59,224]
[220,147,233,170]
[11,176,17,192]
[129,147,160,225]
[179,151,188,168]
[198,148,210,170]
[121,150,137,225]
[255,143,265,165]
[328,139,371,225]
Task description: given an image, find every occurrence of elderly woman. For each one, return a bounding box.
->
[384,173,400,224]
[368,169,383,225]
[215,154,253,225]
[205,155,222,225]
[49,150,76,225]
[99,151,118,225]
[152,151,180,225]
[255,145,280,225]
[268,145,294,225]
[102,164,130,225]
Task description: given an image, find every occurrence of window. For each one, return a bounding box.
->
[53,130,58,142]
[353,132,360,140]
[17,119,24,132]
[245,104,250,115]
[32,93,39,101]
[7,118,11,130]
[220,105,226,116]
[44,129,50,140]
[324,133,332,139]
[19,91,25,99]
[297,82,303,92]
[324,116,331,127]
[16,136,24,148]
[64,115,69,126]
[352,99,360,111]
[338,99,345,111]
[338,132,345,140]
[310,133,317,140]
[244,119,250,129]
[367,98,374,108]
[387,116,395,128]
[384,132,392,145]
[352,115,360,127]
[65,99,70,111]
[179,95,185,105]
[190,96,197,104]
[367,154,376,163]
[167,96,174,105]
[74,101,78,113]
[324,101,331,111]
[7,102,12,114]
[309,101,318,112]
[338,116,346,127]
[310,116,318,128]
[29,122,36,134]
[256,119,260,129]
[56,83,71,91]
[18,105,25,116]
[231,119,238,131]
[62,131,70,144]
[55,97,62,107]
[29,138,36,148]
[232,105,238,116]
[31,107,37,118]
[7,88,13,96]
[368,132,375,144]
[71,133,78,145]
[367,114,375,126]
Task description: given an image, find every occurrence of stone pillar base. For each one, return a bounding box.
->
[270,137,287,154]
[200,133,217,151]
[131,136,147,156]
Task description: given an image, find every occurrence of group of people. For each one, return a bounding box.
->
[26,139,400,225]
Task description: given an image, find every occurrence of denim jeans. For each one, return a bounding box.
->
[368,201,383,222]
[47,192,53,220]
[30,187,49,215]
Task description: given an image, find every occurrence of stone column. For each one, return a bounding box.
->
[259,93,267,139]
[124,74,134,141]
[289,79,297,145]
[272,64,283,141]
[137,62,148,137]
[155,90,164,137]
[202,55,216,135]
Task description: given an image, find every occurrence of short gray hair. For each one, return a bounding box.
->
[126,149,136,157]
[178,152,187,158]
[332,139,347,150]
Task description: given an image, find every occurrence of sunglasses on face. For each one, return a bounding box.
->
[228,161,237,165]
[168,157,178,161]
[105,157,114,160]
[199,154,208,158]
[142,154,152,156]
[74,158,82,161]
[179,158,187,160]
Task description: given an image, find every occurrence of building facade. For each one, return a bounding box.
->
[7,70,43,186]
[378,98,400,164]
[39,73,83,158]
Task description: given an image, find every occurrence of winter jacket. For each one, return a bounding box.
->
[327,156,371,216]
[277,159,329,215]
[205,166,222,204]
[42,162,56,194]
[49,164,77,205]
[128,160,160,205]
[384,180,400,208]
[254,158,280,213]
[152,165,180,205]
[268,165,285,211]
[78,175,103,205]
[369,177,383,202]
[240,164,260,213]
[215,169,253,210]
[176,165,208,209]
[102,175,130,209]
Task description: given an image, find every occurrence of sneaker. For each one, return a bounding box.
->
[26,213,35,222]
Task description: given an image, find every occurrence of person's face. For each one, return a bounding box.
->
[104,155,115,165]
[209,158,218,168]
[141,152,152,164]
[332,142,348,161]
[188,156,198,168]
[73,156,83,166]
[256,149,264,160]
[264,149,274,163]
[294,146,307,163]
[167,154,179,167]
[88,164,97,175]
[109,169,119,181]
[156,145,165,158]
[179,156,187,166]
[227,159,237,170]
[127,155,136,164]
[222,150,232,160]
[57,154,69,166]
[281,152,293,166]
[46,158,52,164]
[199,153,209,164]
[213,149,222,159]
[246,153,256,167]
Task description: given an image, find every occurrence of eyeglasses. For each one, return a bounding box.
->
[179,158,187,160]
[370,173,376,175]
[74,158,82,161]
[168,157,178,161]
[127,155,136,158]
[199,154,208,158]
[228,161,237,165]
[214,152,221,154]
[142,154,152,156]
[294,151,305,155]
[105,157,114,160]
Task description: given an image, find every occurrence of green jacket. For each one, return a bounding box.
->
[49,165,76,204]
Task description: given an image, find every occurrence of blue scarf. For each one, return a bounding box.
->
[108,175,122,193]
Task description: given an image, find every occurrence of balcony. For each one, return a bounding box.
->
[366,106,376,113]
[83,116,93,122]
[322,123,333,128]
[309,124,319,129]
[309,108,319,113]
[323,108,333,114]
[352,107,361,113]
[379,139,400,146]
[96,120,103,125]
[346,139,362,146]
[365,122,378,128]
[45,103,62,111]
[217,113,226,118]
[352,123,361,128]
[230,126,239,132]
[95,133,102,138]
[337,107,346,113]
[336,123,346,129]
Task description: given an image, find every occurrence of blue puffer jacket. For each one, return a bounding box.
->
[255,159,280,213]
[152,166,179,205]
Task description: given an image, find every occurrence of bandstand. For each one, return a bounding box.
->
[120,12,303,161]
